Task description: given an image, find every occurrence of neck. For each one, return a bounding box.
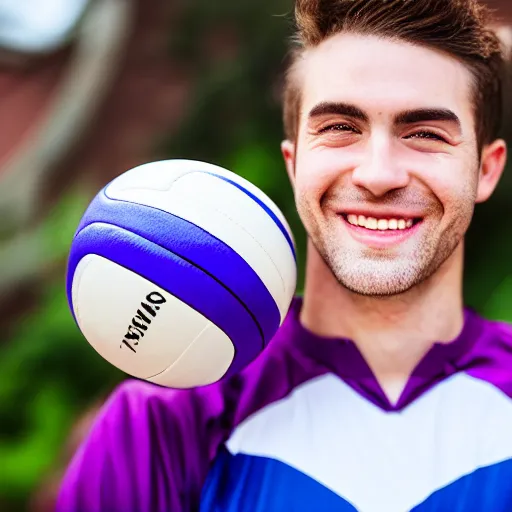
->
[300,241,465,404]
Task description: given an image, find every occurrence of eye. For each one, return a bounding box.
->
[405,131,447,142]
[319,123,358,134]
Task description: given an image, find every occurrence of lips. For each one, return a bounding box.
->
[339,211,424,249]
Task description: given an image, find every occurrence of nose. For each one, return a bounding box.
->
[351,135,410,197]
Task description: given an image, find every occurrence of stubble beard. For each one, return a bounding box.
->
[311,216,467,298]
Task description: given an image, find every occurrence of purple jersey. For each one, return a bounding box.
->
[57,298,512,511]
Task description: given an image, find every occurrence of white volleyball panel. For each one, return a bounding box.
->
[176,160,295,241]
[148,323,235,388]
[211,161,294,242]
[106,160,219,196]
[72,255,218,380]
[106,160,190,194]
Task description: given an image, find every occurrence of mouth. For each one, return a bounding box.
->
[341,213,423,232]
[339,213,424,248]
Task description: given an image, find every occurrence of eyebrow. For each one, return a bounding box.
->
[308,102,369,123]
[308,102,461,130]
[394,108,461,129]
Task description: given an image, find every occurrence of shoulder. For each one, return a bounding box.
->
[56,379,229,511]
[463,313,512,399]
[469,313,512,358]
[101,378,225,428]
[74,376,235,459]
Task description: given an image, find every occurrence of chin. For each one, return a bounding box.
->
[329,261,430,297]
[338,278,418,298]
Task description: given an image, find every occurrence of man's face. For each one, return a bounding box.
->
[284,34,499,297]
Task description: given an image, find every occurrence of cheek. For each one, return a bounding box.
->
[422,160,479,223]
[295,147,353,205]
[293,150,331,230]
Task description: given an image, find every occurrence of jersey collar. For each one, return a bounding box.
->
[285,298,483,412]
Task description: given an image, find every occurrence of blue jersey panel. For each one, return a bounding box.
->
[200,449,358,512]
[411,459,512,512]
[202,451,512,512]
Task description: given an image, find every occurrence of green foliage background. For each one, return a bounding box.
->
[0,1,510,509]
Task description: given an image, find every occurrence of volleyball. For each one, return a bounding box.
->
[66,160,297,388]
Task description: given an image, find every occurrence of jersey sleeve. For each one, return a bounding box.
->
[56,379,229,512]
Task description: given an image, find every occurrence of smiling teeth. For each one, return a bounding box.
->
[347,215,414,231]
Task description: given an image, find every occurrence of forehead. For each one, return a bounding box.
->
[298,33,475,124]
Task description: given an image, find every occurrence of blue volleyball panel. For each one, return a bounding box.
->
[74,191,281,346]
[67,223,264,378]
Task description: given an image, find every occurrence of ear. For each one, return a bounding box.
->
[476,139,508,204]
[281,139,297,187]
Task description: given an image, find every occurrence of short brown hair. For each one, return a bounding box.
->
[283,0,505,150]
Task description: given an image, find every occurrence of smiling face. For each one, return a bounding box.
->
[283,34,506,297]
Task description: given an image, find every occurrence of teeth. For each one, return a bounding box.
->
[345,214,416,231]
[377,219,388,231]
[366,217,378,230]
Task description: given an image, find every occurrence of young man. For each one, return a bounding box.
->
[57,0,512,510]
